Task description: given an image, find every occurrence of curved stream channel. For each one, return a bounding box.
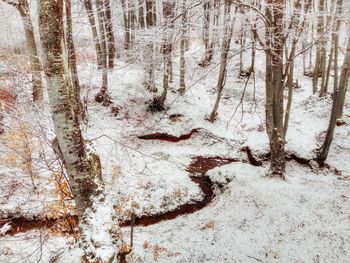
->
[1,130,314,235]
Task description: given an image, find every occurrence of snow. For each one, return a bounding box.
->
[0,223,11,236]
[0,2,350,262]
[127,162,350,263]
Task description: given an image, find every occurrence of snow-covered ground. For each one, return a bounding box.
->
[1,32,350,262]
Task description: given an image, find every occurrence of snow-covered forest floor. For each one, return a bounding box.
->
[0,11,350,262]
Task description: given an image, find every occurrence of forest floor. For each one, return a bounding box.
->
[0,40,350,262]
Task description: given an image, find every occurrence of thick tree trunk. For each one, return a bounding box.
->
[265,0,286,178]
[16,0,43,103]
[38,1,120,261]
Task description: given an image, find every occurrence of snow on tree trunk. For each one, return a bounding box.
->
[104,0,116,69]
[179,0,187,95]
[38,1,121,261]
[83,0,103,69]
[317,26,350,165]
[16,0,43,103]
[64,0,82,119]
[209,1,234,123]
[265,0,286,178]
[95,0,111,106]
[159,0,175,106]
[312,0,325,95]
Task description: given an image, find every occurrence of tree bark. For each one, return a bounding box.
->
[2,0,44,103]
[209,2,234,122]
[312,0,325,94]
[143,0,157,93]
[145,0,156,27]
[138,0,145,28]
[95,0,110,105]
[64,0,82,118]
[159,0,175,106]
[265,0,286,178]
[38,1,120,261]
[83,0,103,68]
[317,32,350,165]
[104,0,115,69]
[179,0,187,95]
[199,1,214,67]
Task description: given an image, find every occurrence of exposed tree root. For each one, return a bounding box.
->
[147,97,166,112]
[94,90,113,106]
[242,146,342,174]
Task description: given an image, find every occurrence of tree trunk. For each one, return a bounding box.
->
[83,0,103,68]
[265,0,286,178]
[145,0,156,27]
[209,2,234,122]
[143,0,156,92]
[38,1,120,261]
[202,2,210,53]
[335,0,346,119]
[128,0,137,48]
[179,0,187,95]
[159,0,175,106]
[320,0,336,97]
[317,33,350,165]
[138,0,145,28]
[104,0,115,69]
[64,0,82,119]
[199,1,213,67]
[312,0,325,94]
[16,0,43,103]
[95,0,110,105]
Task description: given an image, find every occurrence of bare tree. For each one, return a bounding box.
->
[64,0,82,118]
[199,1,215,67]
[179,0,187,95]
[104,0,116,69]
[1,0,43,103]
[94,0,111,105]
[312,0,326,95]
[264,0,287,177]
[138,0,146,28]
[83,0,103,68]
[209,1,235,122]
[317,11,349,165]
[157,0,175,108]
[38,0,120,261]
